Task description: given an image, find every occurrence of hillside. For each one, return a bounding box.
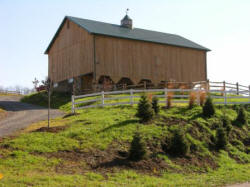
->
[20,91,71,109]
[1,92,250,186]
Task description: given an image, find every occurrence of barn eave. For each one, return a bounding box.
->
[44,16,211,54]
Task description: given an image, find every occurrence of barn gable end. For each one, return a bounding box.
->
[47,18,94,83]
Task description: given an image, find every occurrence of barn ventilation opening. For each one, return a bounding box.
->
[98,75,114,91]
[139,79,153,88]
[117,77,134,85]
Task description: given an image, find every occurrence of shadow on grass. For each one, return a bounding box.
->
[93,157,131,169]
[99,119,138,133]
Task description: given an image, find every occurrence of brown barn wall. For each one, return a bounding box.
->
[48,20,94,83]
[95,35,206,84]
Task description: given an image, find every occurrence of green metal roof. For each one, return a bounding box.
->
[45,16,210,54]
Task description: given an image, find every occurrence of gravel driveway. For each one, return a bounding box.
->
[0,95,64,137]
[227,183,250,187]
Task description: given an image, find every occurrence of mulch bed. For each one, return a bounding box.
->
[33,126,69,133]
[38,140,218,177]
[43,147,169,176]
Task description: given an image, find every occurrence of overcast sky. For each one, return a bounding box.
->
[0,0,249,88]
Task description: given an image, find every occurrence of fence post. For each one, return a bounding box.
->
[206,79,210,91]
[72,95,75,114]
[196,89,200,106]
[223,81,226,96]
[164,88,168,107]
[236,82,239,95]
[101,91,105,106]
[224,90,227,105]
[130,89,134,105]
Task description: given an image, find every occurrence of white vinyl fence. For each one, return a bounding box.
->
[71,88,250,113]
[0,89,34,95]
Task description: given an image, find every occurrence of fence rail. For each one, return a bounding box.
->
[72,86,250,113]
[0,90,22,95]
[0,89,36,95]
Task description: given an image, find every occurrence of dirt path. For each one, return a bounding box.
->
[0,95,64,137]
[226,182,250,187]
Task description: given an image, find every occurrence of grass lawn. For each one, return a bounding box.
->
[0,93,20,96]
[1,92,249,186]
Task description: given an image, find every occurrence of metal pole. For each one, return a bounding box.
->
[47,78,52,129]
[48,86,50,129]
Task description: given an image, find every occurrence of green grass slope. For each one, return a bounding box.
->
[1,93,250,186]
[21,91,71,109]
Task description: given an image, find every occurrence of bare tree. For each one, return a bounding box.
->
[41,76,50,88]
[32,78,39,90]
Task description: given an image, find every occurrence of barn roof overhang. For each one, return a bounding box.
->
[44,16,211,54]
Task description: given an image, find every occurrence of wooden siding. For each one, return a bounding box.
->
[95,35,206,84]
[48,20,94,83]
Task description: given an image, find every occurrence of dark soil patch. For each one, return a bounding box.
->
[156,116,188,127]
[33,126,69,133]
[43,147,169,176]
[39,140,218,176]
[172,155,218,171]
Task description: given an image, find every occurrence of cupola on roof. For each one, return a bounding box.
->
[121,8,133,29]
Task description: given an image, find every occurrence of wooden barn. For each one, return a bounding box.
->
[45,14,210,93]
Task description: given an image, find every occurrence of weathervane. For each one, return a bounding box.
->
[126,8,129,15]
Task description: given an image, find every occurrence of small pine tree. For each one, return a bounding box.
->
[166,129,190,156]
[129,132,147,161]
[152,97,160,115]
[235,107,247,127]
[216,127,228,150]
[136,94,154,123]
[202,97,215,118]
[221,116,232,135]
